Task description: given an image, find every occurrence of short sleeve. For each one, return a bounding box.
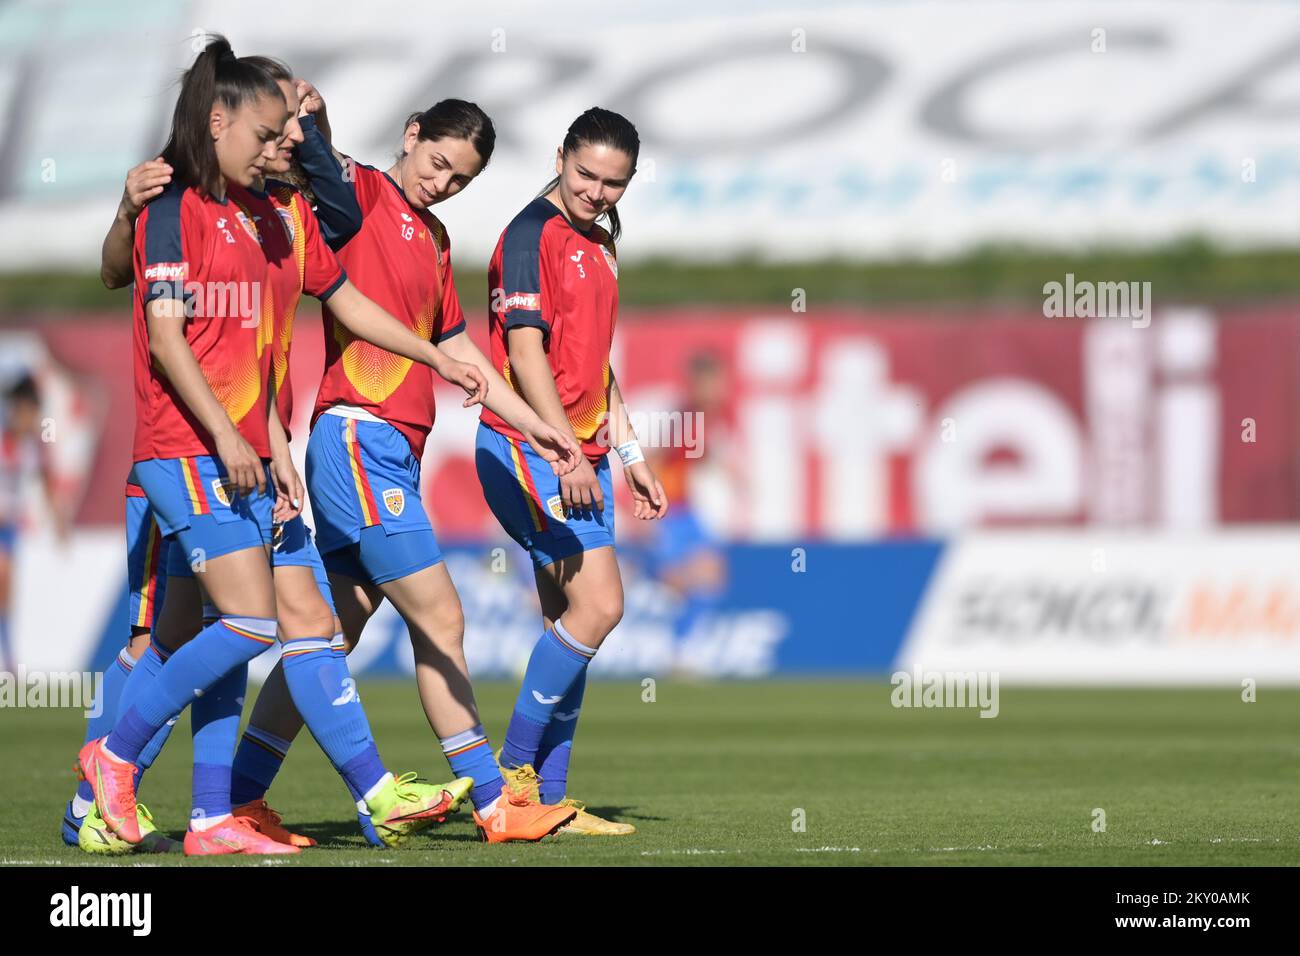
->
[136,184,198,305]
[498,212,553,344]
[295,193,347,301]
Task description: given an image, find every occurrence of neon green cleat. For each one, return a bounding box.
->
[79,803,182,855]
[364,772,473,848]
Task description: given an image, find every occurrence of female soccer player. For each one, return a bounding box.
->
[240,85,581,842]
[476,108,669,835]
[79,38,486,855]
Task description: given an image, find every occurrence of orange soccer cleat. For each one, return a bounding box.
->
[232,799,316,848]
[77,738,141,844]
[473,784,576,844]
[183,815,302,856]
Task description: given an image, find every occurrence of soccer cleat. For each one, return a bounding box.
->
[499,760,541,803]
[363,772,473,848]
[473,784,576,844]
[357,774,474,847]
[79,804,182,855]
[78,738,141,843]
[61,800,85,847]
[498,758,632,835]
[555,798,636,836]
[233,799,316,848]
[183,815,301,856]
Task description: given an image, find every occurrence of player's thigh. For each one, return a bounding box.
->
[328,571,382,652]
[272,564,335,640]
[0,552,11,607]
[194,546,275,618]
[378,561,465,647]
[153,574,204,651]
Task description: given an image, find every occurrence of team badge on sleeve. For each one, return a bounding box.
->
[382,488,405,516]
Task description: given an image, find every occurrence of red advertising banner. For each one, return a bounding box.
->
[5,304,1297,538]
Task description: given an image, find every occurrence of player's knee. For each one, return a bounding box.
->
[409,603,465,656]
[571,593,623,641]
[277,594,335,641]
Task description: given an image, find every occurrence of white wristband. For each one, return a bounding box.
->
[615,440,645,467]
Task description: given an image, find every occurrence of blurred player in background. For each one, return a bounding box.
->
[642,351,730,643]
[230,82,580,842]
[476,108,668,835]
[0,374,65,674]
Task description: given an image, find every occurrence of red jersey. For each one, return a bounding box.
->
[132,181,275,461]
[227,180,346,435]
[480,197,619,460]
[309,164,466,458]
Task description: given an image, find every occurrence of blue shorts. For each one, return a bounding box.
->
[132,456,274,565]
[0,524,15,554]
[305,413,442,585]
[165,513,338,615]
[475,421,615,568]
[125,489,169,632]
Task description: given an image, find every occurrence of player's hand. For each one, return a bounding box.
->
[121,158,172,219]
[560,456,603,518]
[215,427,265,498]
[269,454,304,523]
[436,359,487,408]
[294,80,333,141]
[625,461,668,520]
[521,418,580,476]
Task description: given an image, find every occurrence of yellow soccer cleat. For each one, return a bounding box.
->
[79,803,181,855]
[555,799,636,836]
[499,760,541,803]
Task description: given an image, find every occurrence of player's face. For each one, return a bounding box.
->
[267,79,303,176]
[554,143,634,228]
[211,92,290,188]
[5,398,40,438]
[399,127,482,208]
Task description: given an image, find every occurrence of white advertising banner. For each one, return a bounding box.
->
[900,530,1300,684]
[0,0,1297,270]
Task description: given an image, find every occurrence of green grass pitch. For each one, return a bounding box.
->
[3,681,1298,866]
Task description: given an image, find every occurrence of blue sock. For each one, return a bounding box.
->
[230,725,292,806]
[441,725,505,812]
[189,661,248,825]
[110,639,179,791]
[106,616,277,763]
[535,669,587,804]
[281,637,386,800]
[500,620,594,770]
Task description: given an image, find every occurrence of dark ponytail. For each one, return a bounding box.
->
[537,107,639,241]
[160,35,283,197]
[400,99,497,172]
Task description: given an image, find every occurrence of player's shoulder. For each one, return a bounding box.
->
[585,222,615,259]
[501,196,566,255]
[139,180,192,226]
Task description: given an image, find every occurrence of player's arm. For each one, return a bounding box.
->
[145,298,264,496]
[265,378,302,522]
[294,83,361,249]
[101,159,173,289]
[608,372,667,519]
[438,330,579,474]
[323,281,486,405]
